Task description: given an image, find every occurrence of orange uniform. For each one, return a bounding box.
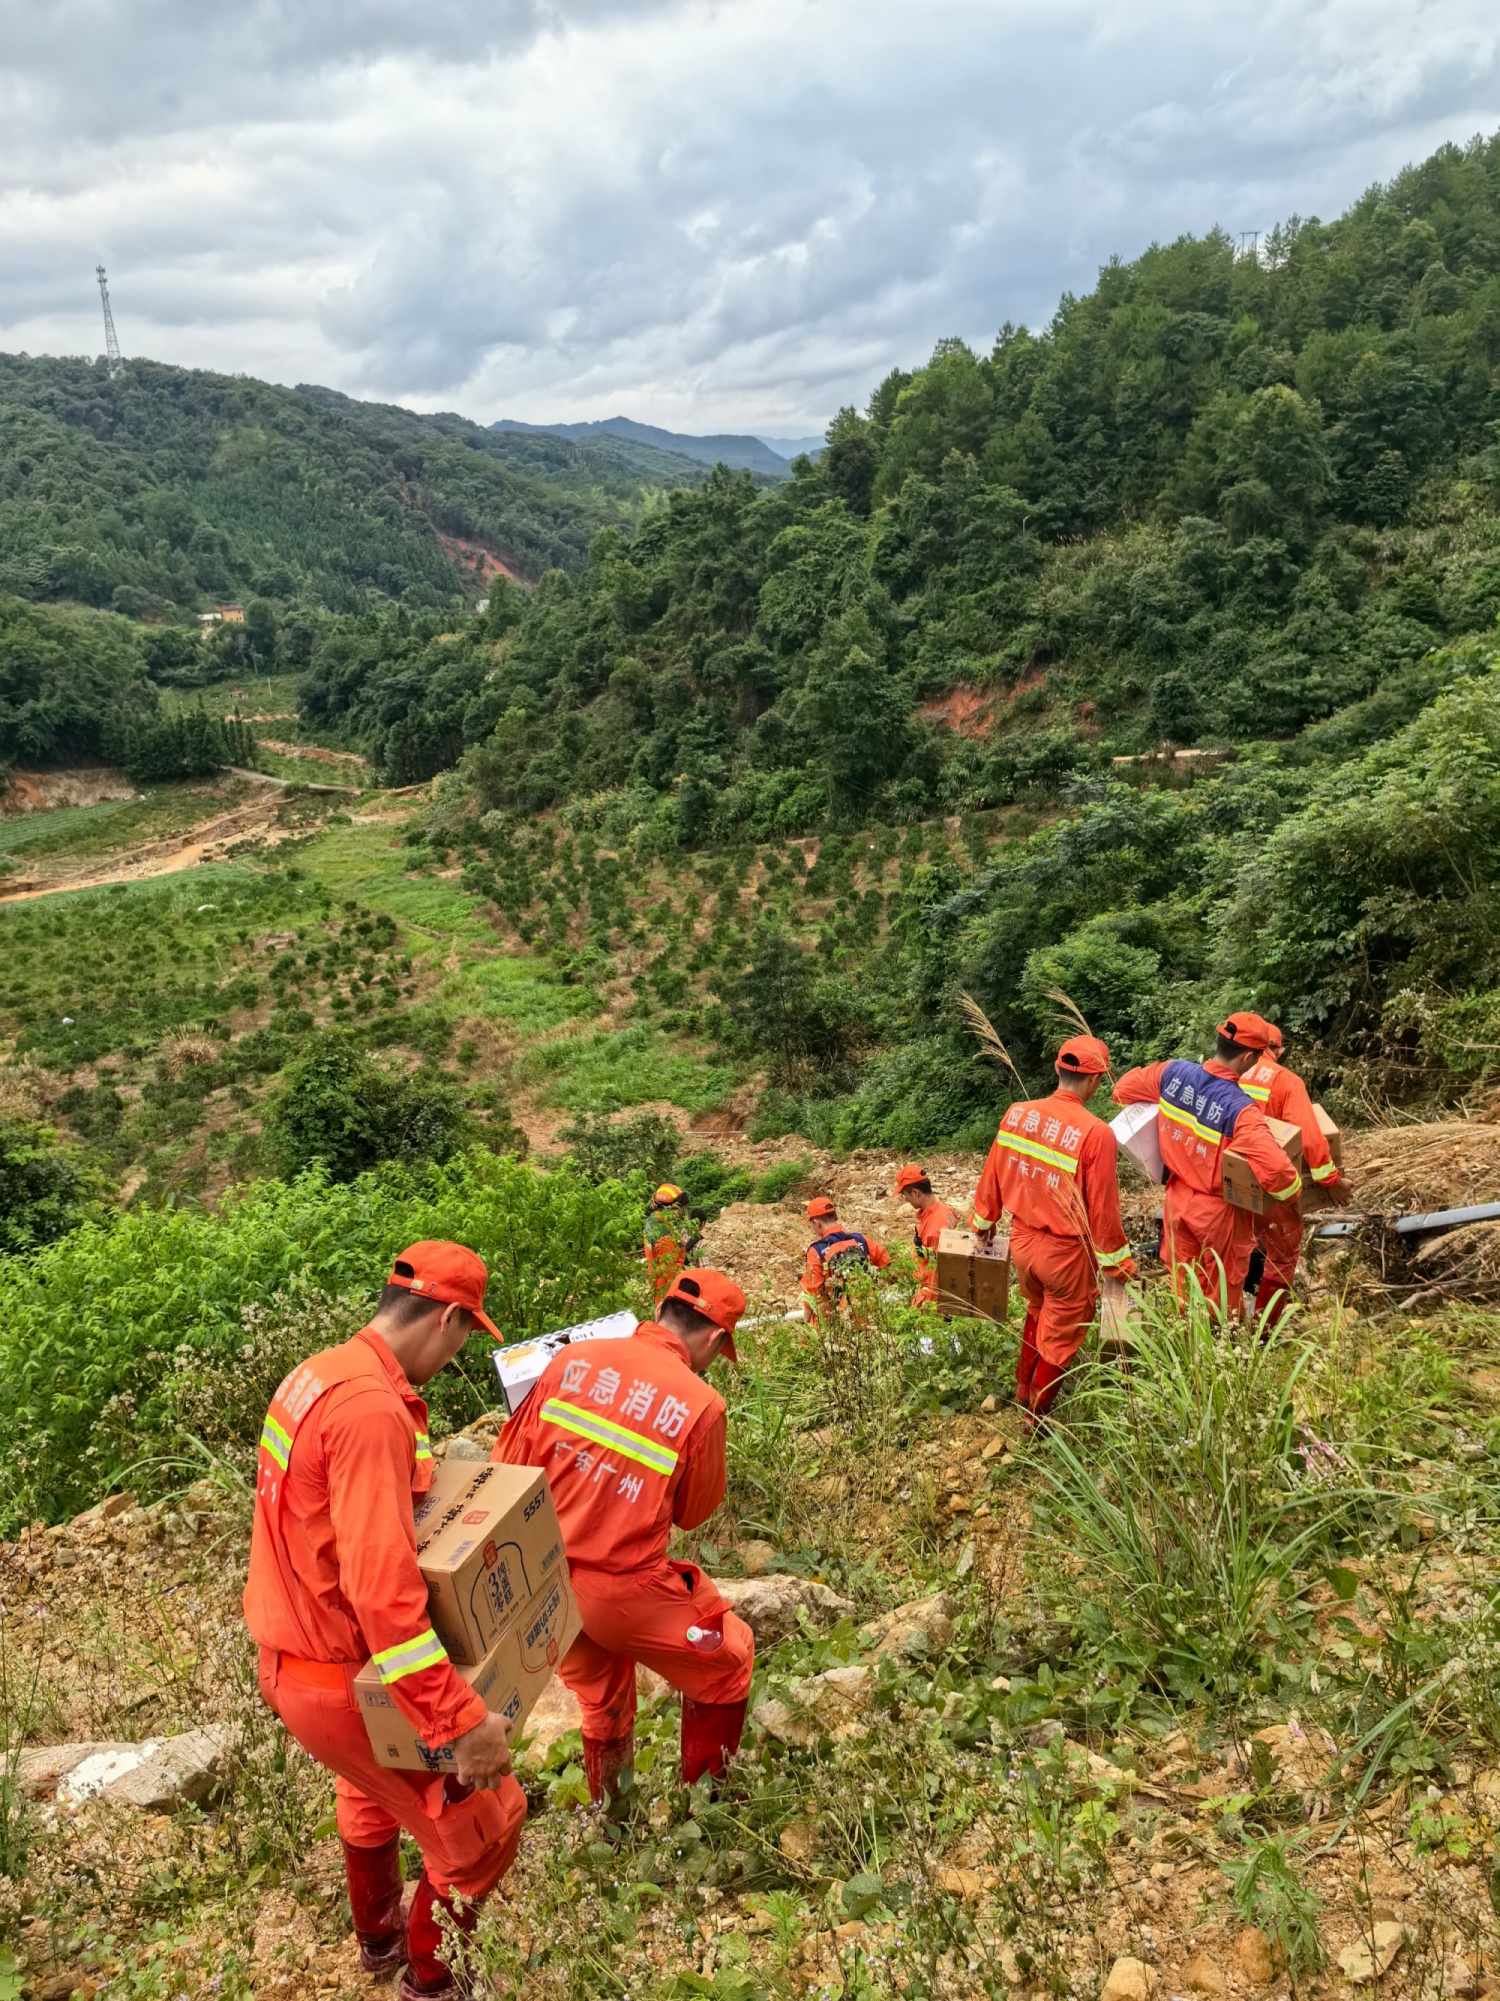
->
[972,1088,1133,1411]
[910,1201,959,1307]
[1113,1058,1301,1317]
[1241,1053,1341,1332]
[643,1212,690,1305]
[244,1328,526,1907]
[495,1318,753,1793]
[801,1227,892,1311]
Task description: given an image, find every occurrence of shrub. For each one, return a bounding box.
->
[0,1117,93,1253]
[0,1149,641,1525]
[261,1031,473,1181]
[557,1108,680,1185]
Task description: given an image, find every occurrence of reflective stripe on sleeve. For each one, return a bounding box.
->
[260,1415,292,1471]
[372,1627,449,1683]
[1242,1082,1272,1103]
[1310,1161,1339,1183]
[1096,1243,1133,1269]
[1268,1173,1304,1202]
[414,1431,433,1463]
[540,1398,679,1476]
[971,1211,997,1231]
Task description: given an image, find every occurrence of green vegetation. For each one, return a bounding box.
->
[0,595,153,766]
[0,353,720,627]
[0,1148,641,1528]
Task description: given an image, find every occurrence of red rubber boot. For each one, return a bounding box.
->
[341,1834,406,1975]
[582,1729,635,1806]
[400,1871,480,2001]
[1015,1316,1039,1407]
[680,1697,747,1786]
[1023,1355,1067,1430]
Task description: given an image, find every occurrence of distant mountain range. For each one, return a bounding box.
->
[490,414,825,477]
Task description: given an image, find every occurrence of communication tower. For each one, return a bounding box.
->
[96,265,122,376]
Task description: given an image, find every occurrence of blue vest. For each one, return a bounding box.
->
[812,1229,871,1271]
[1158,1058,1253,1163]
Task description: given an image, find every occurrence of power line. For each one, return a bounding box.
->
[96,265,122,376]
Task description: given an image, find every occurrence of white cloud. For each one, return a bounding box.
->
[1,0,1498,432]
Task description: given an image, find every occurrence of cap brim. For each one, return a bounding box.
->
[473,1306,503,1340]
[718,1329,739,1362]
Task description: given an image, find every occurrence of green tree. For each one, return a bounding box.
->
[0,1119,92,1254]
[262,1032,474,1182]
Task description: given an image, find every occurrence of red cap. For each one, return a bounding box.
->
[805,1196,838,1222]
[894,1164,931,1193]
[1216,1013,1277,1053]
[386,1241,501,1340]
[1055,1035,1111,1077]
[1269,1023,1285,1056]
[662,1267,747,1360]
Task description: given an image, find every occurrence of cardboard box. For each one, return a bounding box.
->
[491,1310,638,1417]
[414,1461,570,1667]
[1222,1114,1304,1215]
[356,1568,581,1771]
[934,1228,1011,1322]
[1111,1101,1166,1184]
[1312,1103,1342,1167]
[1099,1278,1141,1354]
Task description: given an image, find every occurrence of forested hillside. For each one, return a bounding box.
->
[391,133,1500,1138]
[0,354,712,623]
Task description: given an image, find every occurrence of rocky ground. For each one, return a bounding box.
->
[6,1119,1500,1999]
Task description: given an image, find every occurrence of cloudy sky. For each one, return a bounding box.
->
[3,0,1499,437]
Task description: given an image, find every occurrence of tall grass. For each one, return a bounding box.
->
[1036,1294,1379,1695]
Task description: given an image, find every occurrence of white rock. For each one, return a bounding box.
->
[753,1664,874,1747]
[1337,1923,1407,1984]
[861,1591,957,1660]
[54,1726,232,1811]
[714,1574,854,1648]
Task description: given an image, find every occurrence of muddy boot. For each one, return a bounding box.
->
[341,1834,406,1975]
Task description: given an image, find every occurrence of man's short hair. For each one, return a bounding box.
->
[658,1295,720,1341]
[376,1283,475,1332]
[1216,1029,1250,1062]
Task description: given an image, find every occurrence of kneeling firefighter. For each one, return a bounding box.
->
[494,1267,753,1804]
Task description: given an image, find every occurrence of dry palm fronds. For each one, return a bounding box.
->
[160,1029,221,1079]
[958,992,1031,1096]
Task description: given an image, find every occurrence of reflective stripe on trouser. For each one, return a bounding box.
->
[558,1559,755,1740]
[1163,1183,1254,1320]
[1253,1200,1304,1333]
[1010,1221,1098,1371]
[257,1650,525,1903]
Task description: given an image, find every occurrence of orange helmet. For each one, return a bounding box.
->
[1055,1035,1111,1077]
[894,1164,931,1193]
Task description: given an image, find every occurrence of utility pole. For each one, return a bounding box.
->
[96,265,122,377]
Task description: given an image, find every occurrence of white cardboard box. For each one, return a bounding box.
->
[1111,1101,1165,1184]
[491,1309,638,1416]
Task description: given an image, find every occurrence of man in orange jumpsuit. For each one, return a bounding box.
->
[245,1242,524,2001]
[971,1035,1136,1423]
[1113,1014,1302,1321]
[894,1165,959,1309]
[495,1267,752,1806]
[1241,1025,1348,1332]
[801,1196,892,1320]
[643,1183,697,1306]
